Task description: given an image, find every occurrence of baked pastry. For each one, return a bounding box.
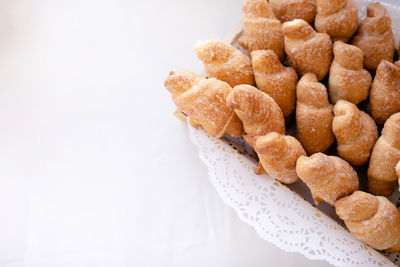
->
[332,100,378,166]
[195,39,254,87]
[251,49,297,119]
[282,19,332,80]
[269,0,316,23]
[296,73,334,155]
[368,112,400,196]
[336,191,400,252]
[351,2,395,71]
[328,41,372,105]
[238,0,284,60]
[314,0,358,42]
[368,60,400,125]
[397,161,400,190]
[296,153,359,206]
[164,70,243,138]
[254,132,306,184]
[395,42,400,67]
[226,84,285,147]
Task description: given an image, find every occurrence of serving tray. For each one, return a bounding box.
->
[185,0,400,266]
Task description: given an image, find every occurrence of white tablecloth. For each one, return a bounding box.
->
[0,0,330,266]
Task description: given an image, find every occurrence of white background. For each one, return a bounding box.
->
[0,0,330,266]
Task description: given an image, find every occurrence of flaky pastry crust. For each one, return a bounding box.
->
[368,112,400,196]
[332,100,378,166]
[164,70,243,138]
[226,84,285,147]
[255,132,306,184]
[195,39,254,87]
[397,161,400,191]
[238,0,284,60]
[314,0,358,42]
[296,153,359,206]
[282,19,332,80]
[368,60,400,125]
[328,41,372,105]
[351,2,395,71]
[336,191,400,252]
[296,73,334,155]
[269,0,316,23]
[251,49,297,119]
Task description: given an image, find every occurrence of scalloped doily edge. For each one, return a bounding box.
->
[187,125,396,267]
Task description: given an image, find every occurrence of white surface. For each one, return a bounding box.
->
[0,1,331,266]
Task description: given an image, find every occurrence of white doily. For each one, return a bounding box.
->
[189,126,397,267]
[185,1,400,266]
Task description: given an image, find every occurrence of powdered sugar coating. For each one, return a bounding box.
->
[226,84,285,148]
[336,191,400,251]
[164,70,243,138]
[255,132,306,184]
[296,153,359,206]
[329,41,372,104]
[238,0,284,60]
[296,73,335,155]
[352,2,395,71]
[369,60,400,125]
[315,0,358,42]
[368,113,400,196]
[282,19,332,80]
[332,100,378,166]
[195,39,254,87]
[251,49,297,119]
[269,0,317,23]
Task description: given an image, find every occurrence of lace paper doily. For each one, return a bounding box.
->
[188,126,396,266]
[186,1,400,266]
